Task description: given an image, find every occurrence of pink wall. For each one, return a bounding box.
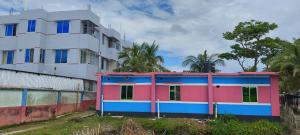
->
[213,86,242,103]
[103,85,120,100]
[156,85,208,102]
[151,73,156,112]
[96,75,101,111]
[156,85,169,101]
[181,86,208,102]
[258,86,270,103]
[0,107,22,127]
[271,75,280,116]
[208,73,213,115]
[133,85,151,100]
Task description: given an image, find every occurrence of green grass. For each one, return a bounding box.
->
[0,114,283,135]
[11,116,125,135]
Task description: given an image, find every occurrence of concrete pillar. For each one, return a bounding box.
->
[20,89,28,123]
[151,73,156,113]
[270,75,280,116]
[56,91,62,114]
[96,75,102,111]
[208,73,213,115]
[33,48,41,64]
[0,51,3,64]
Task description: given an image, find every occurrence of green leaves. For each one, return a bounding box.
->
[268,38,300,92]
[115,42,168,72]
[182,50,225,72]
[220,20,280,71]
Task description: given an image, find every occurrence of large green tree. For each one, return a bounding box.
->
[219,20,279,71]
[115,42,168,72]
[182,50,225,72]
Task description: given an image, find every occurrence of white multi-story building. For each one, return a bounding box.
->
[0,9,131,90]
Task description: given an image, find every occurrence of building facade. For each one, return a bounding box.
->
[96,72,280,120]
[0,9,130,87]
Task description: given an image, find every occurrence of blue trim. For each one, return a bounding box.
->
[5,24,13,36]
[213,77,270,84]
[61,49,68,63]
[25,49,30,63]
[217,104,272,116]
[156,77,208,84]
[63,20,69,33]
[27,20,36,32]
[103,101,151,112]
[99,77,103,111]
[156,103,209,114]
[55,49,68,63]
[57,21,63,33]
[55,50,60,63]
[57,91,61,104]
[7,50,14,64]
[57,20,69,33]
[102,76,152,83]
[21,89,28,106]
[41,49,45,63]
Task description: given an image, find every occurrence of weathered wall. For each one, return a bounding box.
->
[0,89,22,107]
[0,89,96,127]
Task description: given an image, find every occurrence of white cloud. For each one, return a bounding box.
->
[0,0,299,72]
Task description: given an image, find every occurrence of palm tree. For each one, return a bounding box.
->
[182,50,225,73]
[269,38,300,92]
[115,42,167,72]
[142,42,164,72]
[270,39,300,76]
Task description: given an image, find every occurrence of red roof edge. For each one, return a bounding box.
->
[96,72,278,77]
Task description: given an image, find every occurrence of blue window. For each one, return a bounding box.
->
[57,20,69,33]
[27,20,36,32]
[25,48,34,63]
[40,49,45,63]
[2,50,14,64]
[5,24,17,36]
[55,49,68,63]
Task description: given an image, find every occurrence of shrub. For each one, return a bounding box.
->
[209,116,282,135]
[120,119,148,135]
[136,118,207,135]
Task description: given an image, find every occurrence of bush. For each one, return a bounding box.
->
[136,118,207,135]
[209,116,282,135]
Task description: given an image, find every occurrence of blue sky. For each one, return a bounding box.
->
[1,0,300,72]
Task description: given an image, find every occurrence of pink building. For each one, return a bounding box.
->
[96,72,280,120]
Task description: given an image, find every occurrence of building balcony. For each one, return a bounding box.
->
[41,63,98,80]
[0,36,17,50]
[100,45,119,60]
[46,34,100,52]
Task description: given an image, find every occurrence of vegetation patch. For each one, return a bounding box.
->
[1,114,283,135]
[208,115,282,135]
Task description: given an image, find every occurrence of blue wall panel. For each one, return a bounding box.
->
[156,103,208,114]
[102,76,152,83]
[217,104,272,116]
[103,102,151,112]
[213,76,270,84]
[156,77,208,84]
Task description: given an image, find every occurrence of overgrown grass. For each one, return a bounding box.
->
[208,115,283,135]
[1,114,283,135]
[135,118,207,135]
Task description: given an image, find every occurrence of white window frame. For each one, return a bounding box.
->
[241,86,258,103]
[120,85,134,100]
[169,85,180,101]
